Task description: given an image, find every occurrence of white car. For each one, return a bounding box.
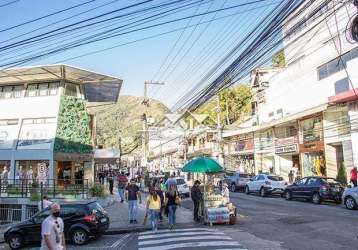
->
[245,174,287,197]
[174,177,190,198]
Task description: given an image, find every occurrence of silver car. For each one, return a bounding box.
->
[342,187,358,210]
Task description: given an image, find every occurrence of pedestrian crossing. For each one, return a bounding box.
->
[138,227,246,250]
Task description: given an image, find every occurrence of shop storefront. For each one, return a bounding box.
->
[299,114,326,176]
[15,160,49,184]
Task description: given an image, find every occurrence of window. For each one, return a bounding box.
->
[26,84,38,97]
[318,47,358,80]
[13,85,24,98]
[295,178,307,186]
[3,86,13,99]
[335,78,349,94]
[268,176,283,181]
[61,207,79,217]
[307,178,320,186]
[65,83,78,97]
[49,83,58,96]
[258,175,265,181]
[25,83,59,97]
[38,83,49,96]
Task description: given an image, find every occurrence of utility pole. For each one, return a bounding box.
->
[141,81,165,171]
[216,93,224,166]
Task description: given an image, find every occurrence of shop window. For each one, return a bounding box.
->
[301,116,323,142]
[334,78,349,95]
[15,160,49,183]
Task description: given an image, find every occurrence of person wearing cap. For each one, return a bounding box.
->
[190,180,202,222]
[41,203,65,250]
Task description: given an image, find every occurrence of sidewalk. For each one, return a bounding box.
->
[105,190,194,234]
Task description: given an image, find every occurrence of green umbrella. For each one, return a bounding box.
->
[182,157,223,173]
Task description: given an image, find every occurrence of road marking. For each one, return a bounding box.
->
[139,231,224,240]
[140,227,217,235]
[111,234,131,248]
[138,241,243,250]
[139,235,232,246]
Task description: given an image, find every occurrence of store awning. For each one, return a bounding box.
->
[0,65,123,102]
[328,88,358,104]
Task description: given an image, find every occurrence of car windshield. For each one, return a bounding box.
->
[87,202,105,214]
[321,178,339,185]
[268,176,283,181]
[176,179,185,185]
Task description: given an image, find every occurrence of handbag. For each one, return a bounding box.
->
[175,192,181,205]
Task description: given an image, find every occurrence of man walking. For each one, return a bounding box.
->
[165,174,176,190]
[125,179,141,224]
[117,172,128,203]
[191,180,202,222]
[41,203,66,250]
[350,166,357,187]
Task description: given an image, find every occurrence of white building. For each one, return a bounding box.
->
[0,65,122,184]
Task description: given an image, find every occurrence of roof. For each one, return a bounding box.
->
[0,65,123,102]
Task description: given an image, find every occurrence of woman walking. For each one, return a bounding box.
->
[146,187,161,232]
[165,184,179,229]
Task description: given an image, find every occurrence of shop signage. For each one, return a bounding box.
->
[275,144,298,154]
[234,139,254,152]
[275,136,298,146]
[299,141,324,153]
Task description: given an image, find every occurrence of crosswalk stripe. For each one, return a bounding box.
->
[138,241,243,250]
[139,235,233,246]
[139,231,225,240]
[139,227,216,235]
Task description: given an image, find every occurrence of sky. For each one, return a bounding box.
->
[0,0,280,108]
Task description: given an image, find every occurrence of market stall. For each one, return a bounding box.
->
[182,157,237,226]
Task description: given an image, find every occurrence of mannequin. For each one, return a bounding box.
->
[26,166,34,185]
[1,166,8,183]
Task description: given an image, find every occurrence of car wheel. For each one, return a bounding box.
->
[245,186,250,195]
[345,196,357,210]
[8,233,23,250]
[230,184,236,192]
[285,191,292,200]
[71,228,89,245]
[312,193,321,204]
[260,188,266,197]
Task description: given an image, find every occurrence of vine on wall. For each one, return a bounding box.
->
[54,96,92,153]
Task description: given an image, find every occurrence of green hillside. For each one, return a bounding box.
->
[89,95,169,154]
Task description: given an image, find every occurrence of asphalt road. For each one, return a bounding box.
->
[1,192,357,250]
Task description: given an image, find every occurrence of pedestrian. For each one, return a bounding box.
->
[159,177,166,191]
[221,183,230,205]
[125,178,141,224]
[155,184,165,222]
[108,170,114,195]
[191,180,202,222]
[350,166,357,187]
[40,203,65,250]
[165,184,179,229]
[38,196,53,211]
[117,172,128,203]
[165,174,176,190]
[288,170,294,184]
[146,187,161,232]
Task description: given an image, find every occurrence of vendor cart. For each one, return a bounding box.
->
[182,157,237,226]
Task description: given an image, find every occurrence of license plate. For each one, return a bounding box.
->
[100,218,107,223]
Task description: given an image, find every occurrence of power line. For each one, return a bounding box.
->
[0,0,20,9]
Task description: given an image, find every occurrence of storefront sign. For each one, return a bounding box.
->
[234,139,254,152]
[275,144,298,154]
[275,136,298,146]
[299,141,324,153]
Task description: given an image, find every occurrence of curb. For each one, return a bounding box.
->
[104,223,200,235]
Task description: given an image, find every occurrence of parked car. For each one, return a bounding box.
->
[230,172,253,192]
[245,174,287,197]
[342,186,358,210]
[175,177,190,198]
[284,176,343,204]
[4,201,109,250]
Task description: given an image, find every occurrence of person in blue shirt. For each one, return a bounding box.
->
[165,174,176,190]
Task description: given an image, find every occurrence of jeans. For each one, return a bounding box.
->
[168,205,177,226]
[193,200,200,221]
[128,200,138,221]
[118,188,125,201]
[149,209,159,231]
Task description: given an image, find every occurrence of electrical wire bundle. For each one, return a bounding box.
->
[171,0,350,112]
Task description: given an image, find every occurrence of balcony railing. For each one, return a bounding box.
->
[0,179,88,199]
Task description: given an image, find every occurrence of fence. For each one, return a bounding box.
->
[0,204,39,223]
[0,179,89,199]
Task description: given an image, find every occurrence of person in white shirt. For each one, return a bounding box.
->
[221,183,230,205]
[41,203,66,250]
[38,196,53,211]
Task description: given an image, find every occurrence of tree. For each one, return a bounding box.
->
[272,49,286,68]
[336,163,348,186]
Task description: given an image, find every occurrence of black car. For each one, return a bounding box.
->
[284,176,343,204]
[4,201,109,249]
